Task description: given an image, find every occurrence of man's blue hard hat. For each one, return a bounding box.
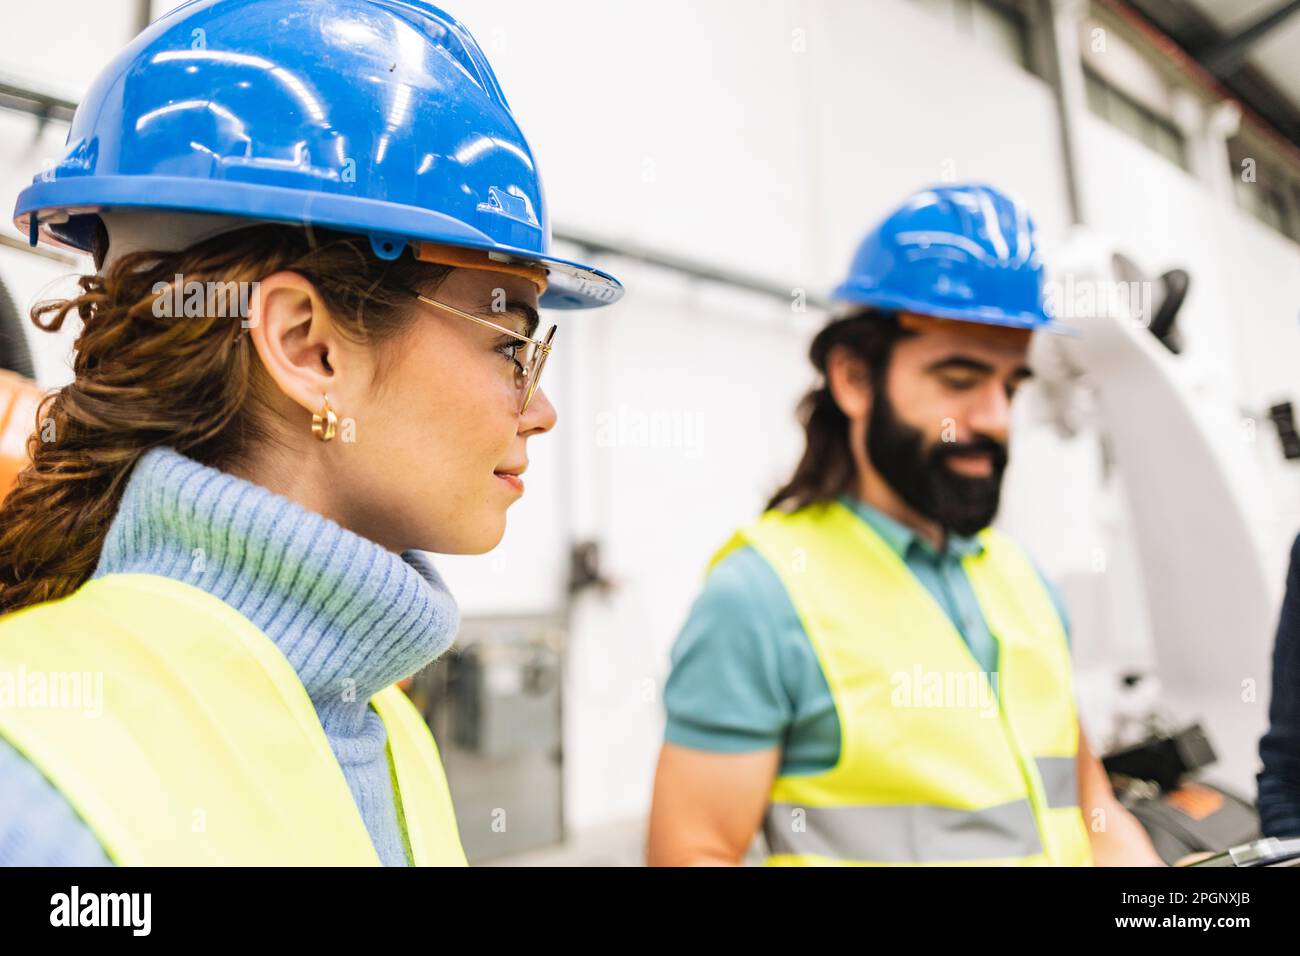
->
[831,183,1064,331]
[13,0,622,309]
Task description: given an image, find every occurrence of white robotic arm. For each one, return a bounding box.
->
[1036,228,1280,794]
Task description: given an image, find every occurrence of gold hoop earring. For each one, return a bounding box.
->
[311,393,338,442]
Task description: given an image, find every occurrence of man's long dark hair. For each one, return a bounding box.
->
[767,309,912,513]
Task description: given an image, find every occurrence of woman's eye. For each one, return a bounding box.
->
[940,377,978,391]
[496,340,525,370]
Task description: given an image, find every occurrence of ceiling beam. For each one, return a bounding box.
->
[1200,0,1300,77]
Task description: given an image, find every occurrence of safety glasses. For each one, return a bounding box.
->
[406,290,555,414]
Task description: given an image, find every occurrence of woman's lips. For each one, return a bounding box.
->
[494,472,524,494]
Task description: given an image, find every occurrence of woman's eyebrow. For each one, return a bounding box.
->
[491,300,539,337]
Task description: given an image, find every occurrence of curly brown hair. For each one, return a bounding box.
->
[0,222,450,613]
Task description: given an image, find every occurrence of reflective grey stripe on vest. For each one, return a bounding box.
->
[764,800,1044,863]
[1035,755,1078,809]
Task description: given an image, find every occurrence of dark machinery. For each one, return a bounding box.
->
[1104,721,1261,865]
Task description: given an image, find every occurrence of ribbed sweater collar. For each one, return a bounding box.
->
[91,445,460,738]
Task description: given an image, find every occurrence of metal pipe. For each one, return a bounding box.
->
[1035,0,1088,226]
[554,225,831,310]
[0,72,76,125]
[135,0,154,35]
[0,233,83,265]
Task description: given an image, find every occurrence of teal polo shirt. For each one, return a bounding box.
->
[662,495,1070,777]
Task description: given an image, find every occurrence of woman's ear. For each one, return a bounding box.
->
[247,271,344,415]
[825,343,872,421]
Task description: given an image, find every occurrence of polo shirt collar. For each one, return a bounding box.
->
[836,493,984,561]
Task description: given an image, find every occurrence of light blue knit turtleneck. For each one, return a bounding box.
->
[0,445,461,866]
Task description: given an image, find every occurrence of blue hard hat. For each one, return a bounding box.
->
[13,0,621,310]
[831,183,1063,332]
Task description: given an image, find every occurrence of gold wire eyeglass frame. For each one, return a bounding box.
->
[407,290,555,414]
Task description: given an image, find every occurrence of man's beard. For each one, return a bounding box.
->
[865,390,1009,537]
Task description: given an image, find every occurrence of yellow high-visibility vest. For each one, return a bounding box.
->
[0,573,467,866]
[709,501,1092,866]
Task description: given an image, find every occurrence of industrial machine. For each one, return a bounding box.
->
[1037,228,1286,858]
[406,613,566,863]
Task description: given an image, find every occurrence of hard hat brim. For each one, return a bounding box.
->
[14,176,623,311]
[830,284,1076,336]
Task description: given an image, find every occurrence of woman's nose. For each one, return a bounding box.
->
[521,386,557,435]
